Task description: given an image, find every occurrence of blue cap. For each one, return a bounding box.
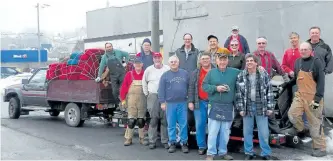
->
[133,57,143,63]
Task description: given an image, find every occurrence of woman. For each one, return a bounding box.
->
[227,39,246,70]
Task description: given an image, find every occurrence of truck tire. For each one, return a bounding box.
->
[8,97,20,119]
[49,111,60,117]
[64,103,84,127]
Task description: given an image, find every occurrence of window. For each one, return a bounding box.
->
[29,69,47,84]
[1,67,18,75]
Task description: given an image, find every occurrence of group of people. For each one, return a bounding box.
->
[95,26,332,160]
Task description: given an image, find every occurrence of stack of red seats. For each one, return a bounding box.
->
[46,48,105,81]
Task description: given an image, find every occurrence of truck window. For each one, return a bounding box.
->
[30,69,47,84]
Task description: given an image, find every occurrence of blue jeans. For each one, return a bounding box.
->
[207,108,233,156]
[194,100,208,149]
[292,85,308,127]
[166,102,188,145]
[243,103,271,156]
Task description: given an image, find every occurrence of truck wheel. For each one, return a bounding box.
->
[49,111,60,117]
[8,97,20,119]
[64,103,84,127]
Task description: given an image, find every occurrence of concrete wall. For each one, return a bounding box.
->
[162,1,333,60]
[86,2,163,39]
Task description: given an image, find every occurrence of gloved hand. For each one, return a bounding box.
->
[310,100,320,109]
[121,100,126,107]
[95,77,101,82]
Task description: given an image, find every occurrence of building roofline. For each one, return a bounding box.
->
[86,1,148,13]
[84,30,163,43]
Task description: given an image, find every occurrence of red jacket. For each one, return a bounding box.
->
[119,69,144,101]
[253,50,285,76]
[281,48,301,73]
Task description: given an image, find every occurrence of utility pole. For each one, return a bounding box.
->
[37,3,41,66]
[151,0,160,52]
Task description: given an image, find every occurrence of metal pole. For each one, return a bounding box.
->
[37,3,41,66]
[151,0,159,52]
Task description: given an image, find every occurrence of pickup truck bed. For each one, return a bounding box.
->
[47,80,116,104]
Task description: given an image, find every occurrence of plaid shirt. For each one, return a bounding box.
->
[235,69,274,116]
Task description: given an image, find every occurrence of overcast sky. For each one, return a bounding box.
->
[0,0,147,34]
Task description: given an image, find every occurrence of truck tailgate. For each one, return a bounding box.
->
[46,80,116,104]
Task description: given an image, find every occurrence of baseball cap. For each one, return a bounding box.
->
[207,35,218,41]
[216,53,228,59]
[232,26,239,31]
[153,52,162,58]
[133,57,143,63]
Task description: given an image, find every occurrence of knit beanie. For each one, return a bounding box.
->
[142,38,151,45]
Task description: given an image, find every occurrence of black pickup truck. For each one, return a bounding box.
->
[3,67,118,127]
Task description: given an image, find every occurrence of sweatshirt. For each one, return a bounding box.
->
[288,56,325,103]
[142,64,170,95]
[119,69,144,101]
[202,67,240,104]
[158,69,189,103]
[98,49,129,77]
[281,48,301,73]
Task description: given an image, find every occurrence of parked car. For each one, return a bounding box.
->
[0,72,33,96]
[1,67,21,79]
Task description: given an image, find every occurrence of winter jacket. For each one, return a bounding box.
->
[174,43,200,73]
[136,50,155,71]
[306,39,333,74]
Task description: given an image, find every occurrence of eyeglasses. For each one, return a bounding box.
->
[257,42,266,45]
[169,61,178,64]
[230,44,238,46]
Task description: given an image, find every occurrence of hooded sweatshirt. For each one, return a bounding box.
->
[306,39,333,74]
[98,49,129,77]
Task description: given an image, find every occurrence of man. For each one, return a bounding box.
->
[119,57,146,146]
[174,33,201,72]
[282,32,301,78]
[158,55,189,153]
[142,52,170,149]
[286,42,326,157]
[95,42,129,104]
[136,38,155,70]
[203,53,240,160]
[253,37,290,82]
[235,54,274,160]
[198,35,230,67]
[188,52,215,155]
[224,26,250,54]
[306,26,332,75]
[281,32,309,126]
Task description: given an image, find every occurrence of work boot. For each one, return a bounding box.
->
[311,149,327,157]
[220,154,233,160]
[139,138,145,145]
[124,139,132,146]
[168,143,176,153]
[181,144,189,153]
[261,155,273,160]
[206,155,214,160]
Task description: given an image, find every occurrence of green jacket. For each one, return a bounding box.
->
[98,49,129,77]
[202,67,240,104]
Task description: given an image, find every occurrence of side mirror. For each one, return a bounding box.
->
[22,79,29,85]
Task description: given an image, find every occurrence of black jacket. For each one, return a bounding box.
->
[306,39,333,74]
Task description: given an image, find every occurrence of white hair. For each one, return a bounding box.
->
[230,39,239,44]
[300,42,312,50]
[168,55,179,63]
[256,37,267,43]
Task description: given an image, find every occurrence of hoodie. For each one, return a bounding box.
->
[306,39,333,74]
